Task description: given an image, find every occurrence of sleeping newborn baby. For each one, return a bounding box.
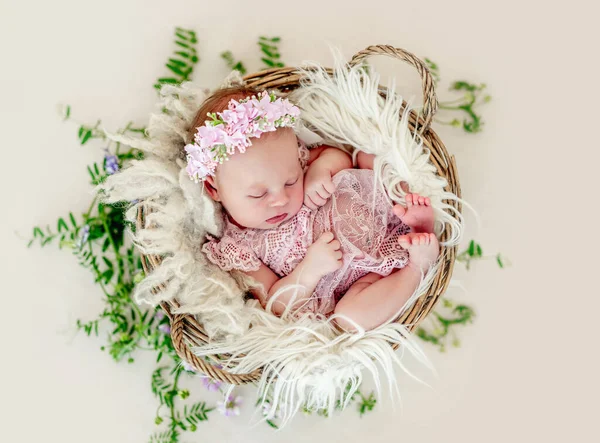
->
[185,86,439,332]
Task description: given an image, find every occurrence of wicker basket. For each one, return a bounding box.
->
[137,44,462,385]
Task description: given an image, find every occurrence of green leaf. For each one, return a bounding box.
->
[260,36,280,42]
[232,62,247,75]
[168,58,187,68]
[175,50,198,63]
[467,240,475,256]
[174,40,191,50]
[154,78,178,90]
[260,47,279,58]
[496,254,504,268]
[261,57,275,67]
[69,212,77,228]
[101,236,110,252]
[102,256,113,269]
[175,31,197,44]
[100,269,114,284]
[57,218,68,233]
[87,165,96,181]
[166,63,186,77]
[476,244,482,257]
[80,129,93,145]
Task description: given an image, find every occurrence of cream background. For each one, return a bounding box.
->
[0,0,597,441]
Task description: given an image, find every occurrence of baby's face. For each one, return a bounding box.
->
[207,128,305,230]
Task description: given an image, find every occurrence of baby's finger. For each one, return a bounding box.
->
[319,232,335,242]
[322,178,336,194]
[314,185,330,200]
[334,251,343,260]
[308,191,326,206]
[330,239,341,250]
[304,194,317,210]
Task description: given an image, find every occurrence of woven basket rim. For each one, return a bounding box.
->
[137,44,462,385]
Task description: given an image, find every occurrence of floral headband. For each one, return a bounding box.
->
[184,90,301,182]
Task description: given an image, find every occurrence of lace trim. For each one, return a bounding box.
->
[202,232,261,272]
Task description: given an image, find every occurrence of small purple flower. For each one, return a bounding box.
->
[104,154,119,175]
[217,394,242,417]
[154,310,165,321]
[158,324,171,334]
[201,376,222,392]
[77,224,90,248]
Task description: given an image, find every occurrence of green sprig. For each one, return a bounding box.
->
[416,298,475,352]
[220,50,247,75]
[258,36,284,68]
[425,57,490,133]
[457,239,510,270]
[154,27,199,91]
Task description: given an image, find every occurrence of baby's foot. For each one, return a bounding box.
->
[392,193,435,233]
[397,232,440,272]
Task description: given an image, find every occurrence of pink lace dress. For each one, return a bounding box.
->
[202,140,410,315]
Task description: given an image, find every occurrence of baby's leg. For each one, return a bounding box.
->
[333,232,439,332]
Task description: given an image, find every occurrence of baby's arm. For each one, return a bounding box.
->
[244,262,321,316]
[356,151,375,169]
[242,232,343,316]
[303,146,353,210]
[307,145,353,174]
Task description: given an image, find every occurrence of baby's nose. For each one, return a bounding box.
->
[269,190,289,207]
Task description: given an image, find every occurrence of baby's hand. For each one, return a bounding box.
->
[303,165,336,210]
[302,232,343,278]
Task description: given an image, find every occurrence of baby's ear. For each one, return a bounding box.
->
[203,176,221,202]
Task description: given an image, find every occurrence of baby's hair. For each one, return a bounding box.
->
[186,84,266,146]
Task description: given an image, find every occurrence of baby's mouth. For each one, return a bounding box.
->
[266,213,288,223]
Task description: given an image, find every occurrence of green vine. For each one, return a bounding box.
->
[425,57,491,133]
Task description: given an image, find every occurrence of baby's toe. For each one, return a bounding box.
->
[398,235,410,248]
[393,204,406,217]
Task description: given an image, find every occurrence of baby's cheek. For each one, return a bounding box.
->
[293,184,305,206]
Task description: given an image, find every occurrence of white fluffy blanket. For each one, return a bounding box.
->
[99,48,464,426]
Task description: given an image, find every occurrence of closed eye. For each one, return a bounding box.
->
[248,177,299,199]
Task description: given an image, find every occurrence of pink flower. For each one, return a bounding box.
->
[220,109,239,125]
[195,124,226,149]
[234,100,260,122]
[281,99,301,118]
[185,143,217,181]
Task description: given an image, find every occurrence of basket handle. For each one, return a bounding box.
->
[347,44,438,133]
